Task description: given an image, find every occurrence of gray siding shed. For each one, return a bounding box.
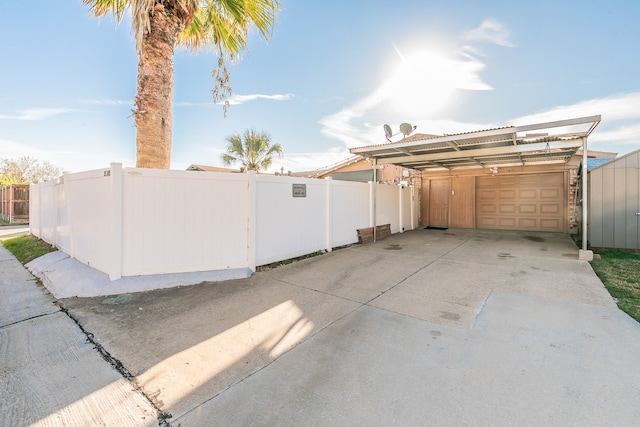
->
[588,149,640,249]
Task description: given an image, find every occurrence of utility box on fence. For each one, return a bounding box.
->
[1,184,30,224]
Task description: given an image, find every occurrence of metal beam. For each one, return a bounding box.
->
[350,116,601,159]
[395,147,412,155]
[350,128,518,154]
[513,115,601,133]
[376,139,584,165]
[445,140,462,151]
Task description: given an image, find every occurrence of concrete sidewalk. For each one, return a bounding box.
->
[0,225,29,239]
[3,228,640,426]
[0,244,157,426]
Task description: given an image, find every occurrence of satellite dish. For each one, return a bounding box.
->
[383,124,393,139]
[399,122,415,137]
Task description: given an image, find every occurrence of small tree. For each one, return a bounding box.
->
[221,129,283,172]
[0,156,62,186]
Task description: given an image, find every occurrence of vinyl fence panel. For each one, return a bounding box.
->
[28,164,418,293]
[376,184,401,233]
[255,175,328,266]
[62,169,113,273]
[331,179,370,247]
[35,180,56,245]
[121,168,250,276]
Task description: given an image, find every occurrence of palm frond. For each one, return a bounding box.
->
[221,129,282,172]
[82,0,129,24]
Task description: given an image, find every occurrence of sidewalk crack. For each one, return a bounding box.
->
[0,311,61,329]
[55,302,176,427]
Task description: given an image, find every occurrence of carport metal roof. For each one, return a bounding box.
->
[350,115,601,171]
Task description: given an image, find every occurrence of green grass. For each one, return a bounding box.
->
[590,250,640,323]
[1,235,56,265]
[0,218,9,226]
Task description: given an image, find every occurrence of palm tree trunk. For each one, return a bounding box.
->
[134,5,181,169]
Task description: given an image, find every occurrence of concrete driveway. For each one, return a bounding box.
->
[54,228,640,426]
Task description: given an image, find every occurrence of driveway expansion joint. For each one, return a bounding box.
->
[55,302,175,427]
[363,232,475,307]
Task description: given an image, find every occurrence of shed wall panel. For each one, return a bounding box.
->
[626,167,639,249]
[624,152,639,168]
[588,171,603,246]
[589,150,640,250]
[614,168,627,247]
[601,169,615,247]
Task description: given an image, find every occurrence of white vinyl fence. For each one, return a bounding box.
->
[30,163,418,281]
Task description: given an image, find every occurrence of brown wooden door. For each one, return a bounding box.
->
[450,176,475,228]
[429,179,450,227]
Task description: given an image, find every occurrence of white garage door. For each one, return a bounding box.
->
[476,173,566,232]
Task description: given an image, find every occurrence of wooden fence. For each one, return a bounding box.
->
[1,184,29,224]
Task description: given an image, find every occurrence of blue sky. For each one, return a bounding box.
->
[2,1,640,173]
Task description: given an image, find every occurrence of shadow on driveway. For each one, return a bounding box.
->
[60,228,639,426]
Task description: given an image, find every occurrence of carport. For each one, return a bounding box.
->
[350,115,601,257]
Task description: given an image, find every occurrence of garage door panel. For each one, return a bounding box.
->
[500,204,516,213]
[499,190,516,199]
[541,188,561,199]
[519,189,537,199]
[541,204,560,214]
[479,190,497,200]
[518,218,537,228]
[498,176,518,185]
[479,204,496,213]
[540,173,564,185]
[519,204,537,214]
[498,218,517,228]
[519,175,540,185]
[478,217,497,227]
[476,173,565,232]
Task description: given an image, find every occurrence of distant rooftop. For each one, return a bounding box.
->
[586,157,615,171]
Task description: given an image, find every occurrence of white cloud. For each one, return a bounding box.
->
[175,93,294,108]
[509,92,640,125]
[227,93,294,106]
[275,148,352,173]
[590,123,640,144]
[321,91,640,160]
[429,93,640,156]
[462,19,515,47]
[0,139,48,158]
[0,138,132,173]
[174,101,210,107]
[0,108,75,120]
[319,90,387,148]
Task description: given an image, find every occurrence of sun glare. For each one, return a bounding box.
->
[386,49,457,116]
[384,47,490,118]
